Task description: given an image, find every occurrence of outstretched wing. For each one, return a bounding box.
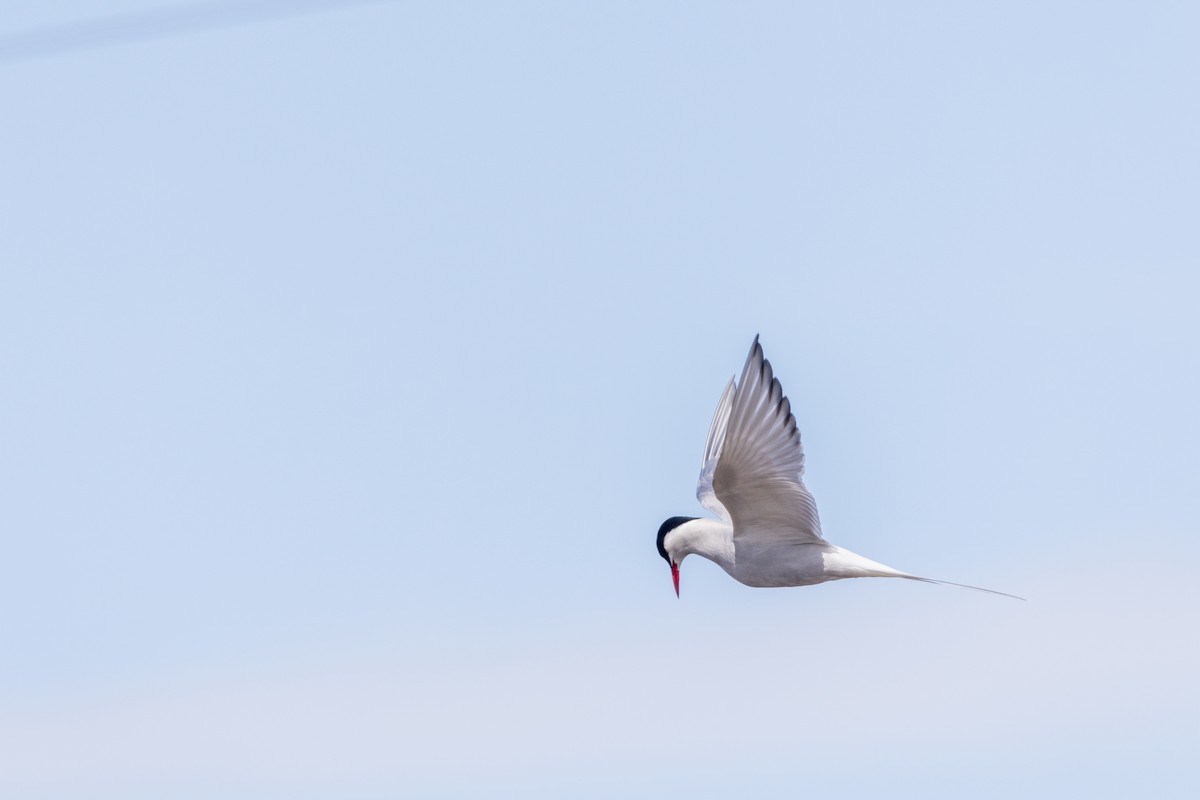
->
[705,336,825,545]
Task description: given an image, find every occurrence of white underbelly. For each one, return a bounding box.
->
[730,542,834,587]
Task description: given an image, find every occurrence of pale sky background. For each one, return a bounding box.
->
[1,1,1198,797]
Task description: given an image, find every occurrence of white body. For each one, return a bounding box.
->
[662,337,1016,598]
[666,517,908,588]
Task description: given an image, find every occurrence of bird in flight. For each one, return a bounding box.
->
[657,336,1020,600]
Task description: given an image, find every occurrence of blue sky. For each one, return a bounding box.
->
[1,1,1198,797]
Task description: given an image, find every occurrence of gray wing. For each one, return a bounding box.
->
[709,336,825,545]
[697,376,736,522]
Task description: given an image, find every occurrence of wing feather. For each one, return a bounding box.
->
[697,376,735,522]
[705,336,825,545]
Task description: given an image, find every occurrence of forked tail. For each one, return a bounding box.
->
[901,574,1025,601]
[826,547,1024,600]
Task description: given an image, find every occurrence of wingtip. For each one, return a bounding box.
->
[749,335,764,366]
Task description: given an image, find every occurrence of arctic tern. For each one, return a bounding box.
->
[657,336,1020,600]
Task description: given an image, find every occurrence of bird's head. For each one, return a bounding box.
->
[656,516,698,597]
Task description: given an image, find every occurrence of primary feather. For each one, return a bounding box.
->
[701,335,825,547]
